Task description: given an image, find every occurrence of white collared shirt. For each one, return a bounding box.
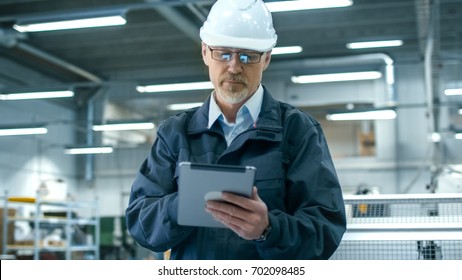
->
[208,85,264,146]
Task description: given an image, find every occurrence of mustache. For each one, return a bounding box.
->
[220,74,247,84]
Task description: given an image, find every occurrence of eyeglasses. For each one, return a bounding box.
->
[208,46,264,64]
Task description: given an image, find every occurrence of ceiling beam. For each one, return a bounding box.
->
[0,28,103,84]
[145,0,205,44]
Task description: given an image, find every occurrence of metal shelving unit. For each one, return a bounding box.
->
[1,191,100,260]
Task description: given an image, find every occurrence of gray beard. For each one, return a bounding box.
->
[216,87,248,104]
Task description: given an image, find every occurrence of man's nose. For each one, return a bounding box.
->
[227,54,243,73]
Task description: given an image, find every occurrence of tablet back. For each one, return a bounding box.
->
[177,162,256,228]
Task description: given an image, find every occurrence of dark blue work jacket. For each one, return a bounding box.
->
[126,88,346,259]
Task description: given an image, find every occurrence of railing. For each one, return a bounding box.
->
[331,193,462,260]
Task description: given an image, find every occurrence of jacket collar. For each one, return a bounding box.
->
[188,85,282,134]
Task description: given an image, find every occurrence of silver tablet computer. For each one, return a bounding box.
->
[177,162,256,228]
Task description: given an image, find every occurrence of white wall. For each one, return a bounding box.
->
[0,100,78,198]
[88,147,150,217]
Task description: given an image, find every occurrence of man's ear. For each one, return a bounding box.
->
[201,43,209,66]
[262,51,272,71]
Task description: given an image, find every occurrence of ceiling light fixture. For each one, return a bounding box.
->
[266,0,353,13]
[429,132,441,143]
[64,147,113,155]
[444,88,462,96]
[92,122,155,131]
[272,46,303,55]
[0,90,74,100]
[456,133,462,140]
[137,81,213,93]
[167,102,204,111]
[0,127,48,136]
[326,109,396,121]
[13,15,126,32]
[458,109,462,115]
[291,71,382,84]
[346,40,403,49]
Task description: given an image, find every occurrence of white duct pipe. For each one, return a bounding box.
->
[270,53,396,105]
[424,15,435,136]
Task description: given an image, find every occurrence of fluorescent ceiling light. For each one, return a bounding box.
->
[326,109,396,121]
[13,15,126,32]
[0,127,48,136]
[0,90,74,100]
[272,46,303,55]
[267,0,353,12]
[347,40,403,49]
[444,88,462,96]
[92,122,155,131]
[430,132,441,143]
[456,133,462,140]
[167,102,204,111]
[64,147,113,155]
[137,81,213,93]
[292,71,382,84]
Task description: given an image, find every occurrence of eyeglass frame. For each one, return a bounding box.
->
[207,46,265,64]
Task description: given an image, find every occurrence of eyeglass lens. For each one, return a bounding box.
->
[220,52,254,63]
[210,48,261,64]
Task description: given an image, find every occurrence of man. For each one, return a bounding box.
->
[126,0,346,260]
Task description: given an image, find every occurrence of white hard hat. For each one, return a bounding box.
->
[200,0,277,52]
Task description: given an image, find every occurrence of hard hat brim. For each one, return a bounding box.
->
[200,30,277,52]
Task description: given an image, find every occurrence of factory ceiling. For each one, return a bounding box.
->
[0,0,461,126]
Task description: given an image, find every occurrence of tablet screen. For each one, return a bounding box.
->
[177,162,256,228]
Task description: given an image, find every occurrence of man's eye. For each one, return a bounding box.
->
[221,53,231,60]
[240,55,250,63]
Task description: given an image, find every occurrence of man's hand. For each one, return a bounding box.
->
[205,186,269,240]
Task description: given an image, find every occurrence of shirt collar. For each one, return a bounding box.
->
[208,84,264,128]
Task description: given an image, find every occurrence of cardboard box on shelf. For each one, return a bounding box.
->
[359,131,376,156]
[0,208,16,253]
